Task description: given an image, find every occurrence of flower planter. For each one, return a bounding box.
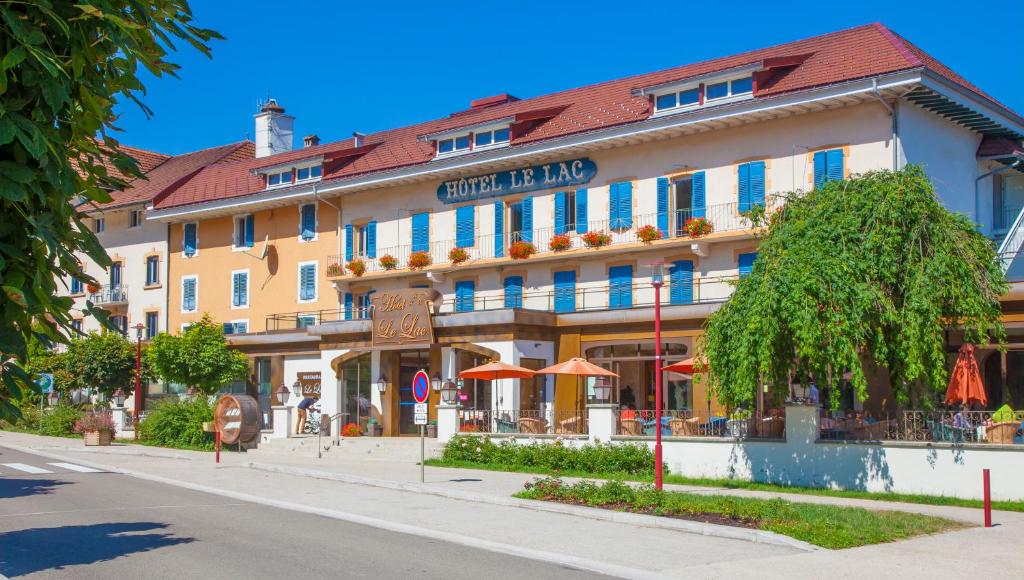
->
[84,430,112,446]
[346,259,366,277]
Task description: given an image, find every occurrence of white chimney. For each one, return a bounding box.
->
[254,99,294,158]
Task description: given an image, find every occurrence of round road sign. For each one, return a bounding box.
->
[412,369,430,404]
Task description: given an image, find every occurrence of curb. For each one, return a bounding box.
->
[245,461,820,552]
[0,441,671,580]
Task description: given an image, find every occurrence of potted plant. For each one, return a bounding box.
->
[427,419,438,438]
[549,234,571,252]
[86,282,100,294]
[341,422,362,437]
[346,258,366,277]
[74,411,115,446]
[325,262,345,277]
[448,246,470,265]
[379,254,398,270]
[581,230,611,248]
[684,217,713,238]
[408,251,432,270]
[636,224,663,244]
[508,241,537,260]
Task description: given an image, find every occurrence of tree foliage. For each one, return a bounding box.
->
[699,167,1007,410]
[61,331,153,398]
[0,1,221,418]
[147,315,249,395]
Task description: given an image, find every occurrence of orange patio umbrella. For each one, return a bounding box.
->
[945,343,987,407]
[662,357,707,374]
[458,360,536,381]
[536,358,619,413]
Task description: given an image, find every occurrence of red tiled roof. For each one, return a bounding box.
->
[153,23,1018,211]
[72,143,170,184]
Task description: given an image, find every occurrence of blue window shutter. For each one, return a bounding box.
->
[521,197,533,243]
[183,279,196,311]
[608,182,619,228]
[670,260,694,305]
[750,161,765,207]
[300,265,315,300]
[232,272,246,306]
[364,290,376,320]
[738,252,758,278]
[455,280,475,312]
[71,277,82,294]
[456,205,474,248]
[609,265,633,309]
[411,212,429,252]
[656,177,670,237]
[184,223,197,256]
[738,163,751,213]
[344,292,353,320]
[826,149,844,183]
[366,221,377,258]
[575,189,588,234]
[554,191,567,235]
[504,276,523,308]
[813,151,827,189]
[245,214,255,247]
[345,225,353,261]
[493,202,504,258]
[301,204,316,240]
[617,181,632,228]
[553,271,576,313]
[692,171,706,219]
[223,322,234,334]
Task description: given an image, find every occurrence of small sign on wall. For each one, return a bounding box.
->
[297,371,321,398]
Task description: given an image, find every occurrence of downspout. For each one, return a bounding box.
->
[978,159,1021,233]
[871,78,898,171]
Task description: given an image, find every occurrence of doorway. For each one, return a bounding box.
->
[398,350,430,435]
[673,177,693,236]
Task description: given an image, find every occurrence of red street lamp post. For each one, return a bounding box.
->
[649,262,665,491]
[133,323,144,440]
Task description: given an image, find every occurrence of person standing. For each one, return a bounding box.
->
[296,396,315,434]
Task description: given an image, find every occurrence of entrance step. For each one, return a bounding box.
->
[252,435,446,462]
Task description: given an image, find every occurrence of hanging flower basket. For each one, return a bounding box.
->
[448,247,470,264]
[379,254,398,270]
[508,241,537,260]
[408,251,432,270]
[549,234,572,252]
[581,231,612,248]
[325,263,345,277]
[636,224,663,244]
[684,217,713,238]
[346,258,366,277]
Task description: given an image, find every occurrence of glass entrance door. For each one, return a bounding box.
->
[398,350,430,435]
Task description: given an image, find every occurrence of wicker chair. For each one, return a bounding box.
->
[850,419,894,441]
[986,422,1020,444]
[618,418,643,436]
[758,417,785,439]
[556,416,588,435]
[668,417,699,436]
[518,417,548,435]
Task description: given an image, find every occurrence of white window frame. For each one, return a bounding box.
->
[93,217,105,234]
[471,125,511,152]
[144,310,159,339]
[227,319,249,335]
[435,133,472,158]
[295,163,323,184]
[266,169,295,189]
[181,275,199,313]
[650,72,755,117]
[232,213,253,251]
[180,323,193,334]
[182,222,199,258]
[145,255,160,287]
[230,269,250,310]
[298,203,318,243]
[297,260,318,304]
[652,83,701,115]
[128,209,142,229]
[353,224,368,258]
[703,74,754,105]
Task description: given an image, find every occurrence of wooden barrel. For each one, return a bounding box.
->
[214,394,260,445]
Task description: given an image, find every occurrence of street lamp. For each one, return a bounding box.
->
[376,375,388,393]
[112,388,126,408]
[593,377,612,403]
[648,262,665,491]
[431,374,443,392]
[441,380,458,405]
[133,323,144,441]
[274,384,290,405]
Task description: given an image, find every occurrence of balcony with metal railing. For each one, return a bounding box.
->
[327,202,752,278]
[88,284,129,306]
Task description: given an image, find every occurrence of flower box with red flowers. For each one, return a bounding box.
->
[346,258,366,277]
[325,262,345,277]
[448,247,470,264]
[341,422,362,437]
[508,241,537,260]
[636,224,663,244]
[684,217,713,238]
[549,234,572,252]
[581,231,612,248]
[408,251,432,270]
[379,254,398,270]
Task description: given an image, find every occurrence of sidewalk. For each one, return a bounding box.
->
[2,431,1020,579]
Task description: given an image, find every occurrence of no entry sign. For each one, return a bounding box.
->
[412,369,430,404]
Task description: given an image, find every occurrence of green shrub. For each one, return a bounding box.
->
[138,397,215,450]
[442,435,661,476]
[40,404,82,437]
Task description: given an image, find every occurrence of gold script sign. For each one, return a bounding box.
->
[297,371,321,398]
[371,288,441,348]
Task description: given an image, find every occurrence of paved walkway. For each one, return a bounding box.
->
[2,432,1021,579]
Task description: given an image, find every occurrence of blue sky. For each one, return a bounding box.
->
[114,0,1024,155]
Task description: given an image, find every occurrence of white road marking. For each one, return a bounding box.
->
[48,462,103,473]
[2,463,53,474]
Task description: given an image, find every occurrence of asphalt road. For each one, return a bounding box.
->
[0,447,604,579]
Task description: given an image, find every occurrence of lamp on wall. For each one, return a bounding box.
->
[376,375,388,393]
[441,380,459,405]
[431,374,443,392]
[112,388,126,408]
[275,384,290,405]
[593,377,612,403]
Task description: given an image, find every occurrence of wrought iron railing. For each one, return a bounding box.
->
[616,409,784,439]
[458,409,588,435]
[819,410,1024,444]
[89,284,129,305]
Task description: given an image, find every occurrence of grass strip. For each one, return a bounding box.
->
[515,477,964,549]
[425,458,1024,512]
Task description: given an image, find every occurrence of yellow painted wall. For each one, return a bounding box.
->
[168,200,340,332]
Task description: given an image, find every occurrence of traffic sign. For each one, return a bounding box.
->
[412,369,430,404]
[34,374,54,394]
[414,402,428,425]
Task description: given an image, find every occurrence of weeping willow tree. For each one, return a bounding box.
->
[699,166,1007,410]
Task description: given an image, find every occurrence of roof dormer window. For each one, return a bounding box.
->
[264,163,322,189]
[438,135,471,155]
[650,73,755,116]
[296,164,322,182]
[267,170,293,187]
[432,122,512,158]
[474,127,510,148]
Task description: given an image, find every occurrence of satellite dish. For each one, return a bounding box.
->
[258,234,270,260]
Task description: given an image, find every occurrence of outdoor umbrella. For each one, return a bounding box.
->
[944,343,987,407]
[458,361,536,428]
[661,356,706,375]
[535,358,619,419]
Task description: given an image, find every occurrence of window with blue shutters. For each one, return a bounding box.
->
[456,205,474,248]
[504,276,523,308]
[366,221,377,258]
[813,149,845,189]
[181,277,197,312]
[575,189,588,234]
[656,177,670,237]
[738,252,758,278]
[300,204,316,241]
[233,214,255,248]
[455,280,475,312]
[223,321,248,335]
[411,212,430,252]
[344,292,353,320]
[670,260,694,305]
[609,181,633,229]
[70,276,83,294]
[738,161,766,213]
[553,271,576,313]
[232,271,248,308]
[183,223,197,257]
[521,197,533,242]
[345,224,354,261]
[554,191,567,235]
[691,171,706,219]
[297,315,316,329]
[608,265,633,309]
[493,202,504,257]
[299,263,316,301]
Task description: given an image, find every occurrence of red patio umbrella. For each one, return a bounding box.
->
[458,361,536,381]
[945,343,987,407]
[662,357,707,374]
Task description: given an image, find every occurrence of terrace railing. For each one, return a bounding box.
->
[819,410,1024,445]
[458,409,588,435]
[89,284,129,306]
[616,409,784,439]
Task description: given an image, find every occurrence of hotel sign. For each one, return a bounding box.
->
[371,288,442,349]
[436,157,596,204]
[297,371,321,398]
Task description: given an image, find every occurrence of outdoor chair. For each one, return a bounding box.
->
[758,417,785,439]
[556,416,588,435]
[669,417,699,436]
[619,418,643,436]
[518,417,548,434]
[986,421,1019,444]
[850,419,894,441]
[495,418,517,433]
[928,420,968,443]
